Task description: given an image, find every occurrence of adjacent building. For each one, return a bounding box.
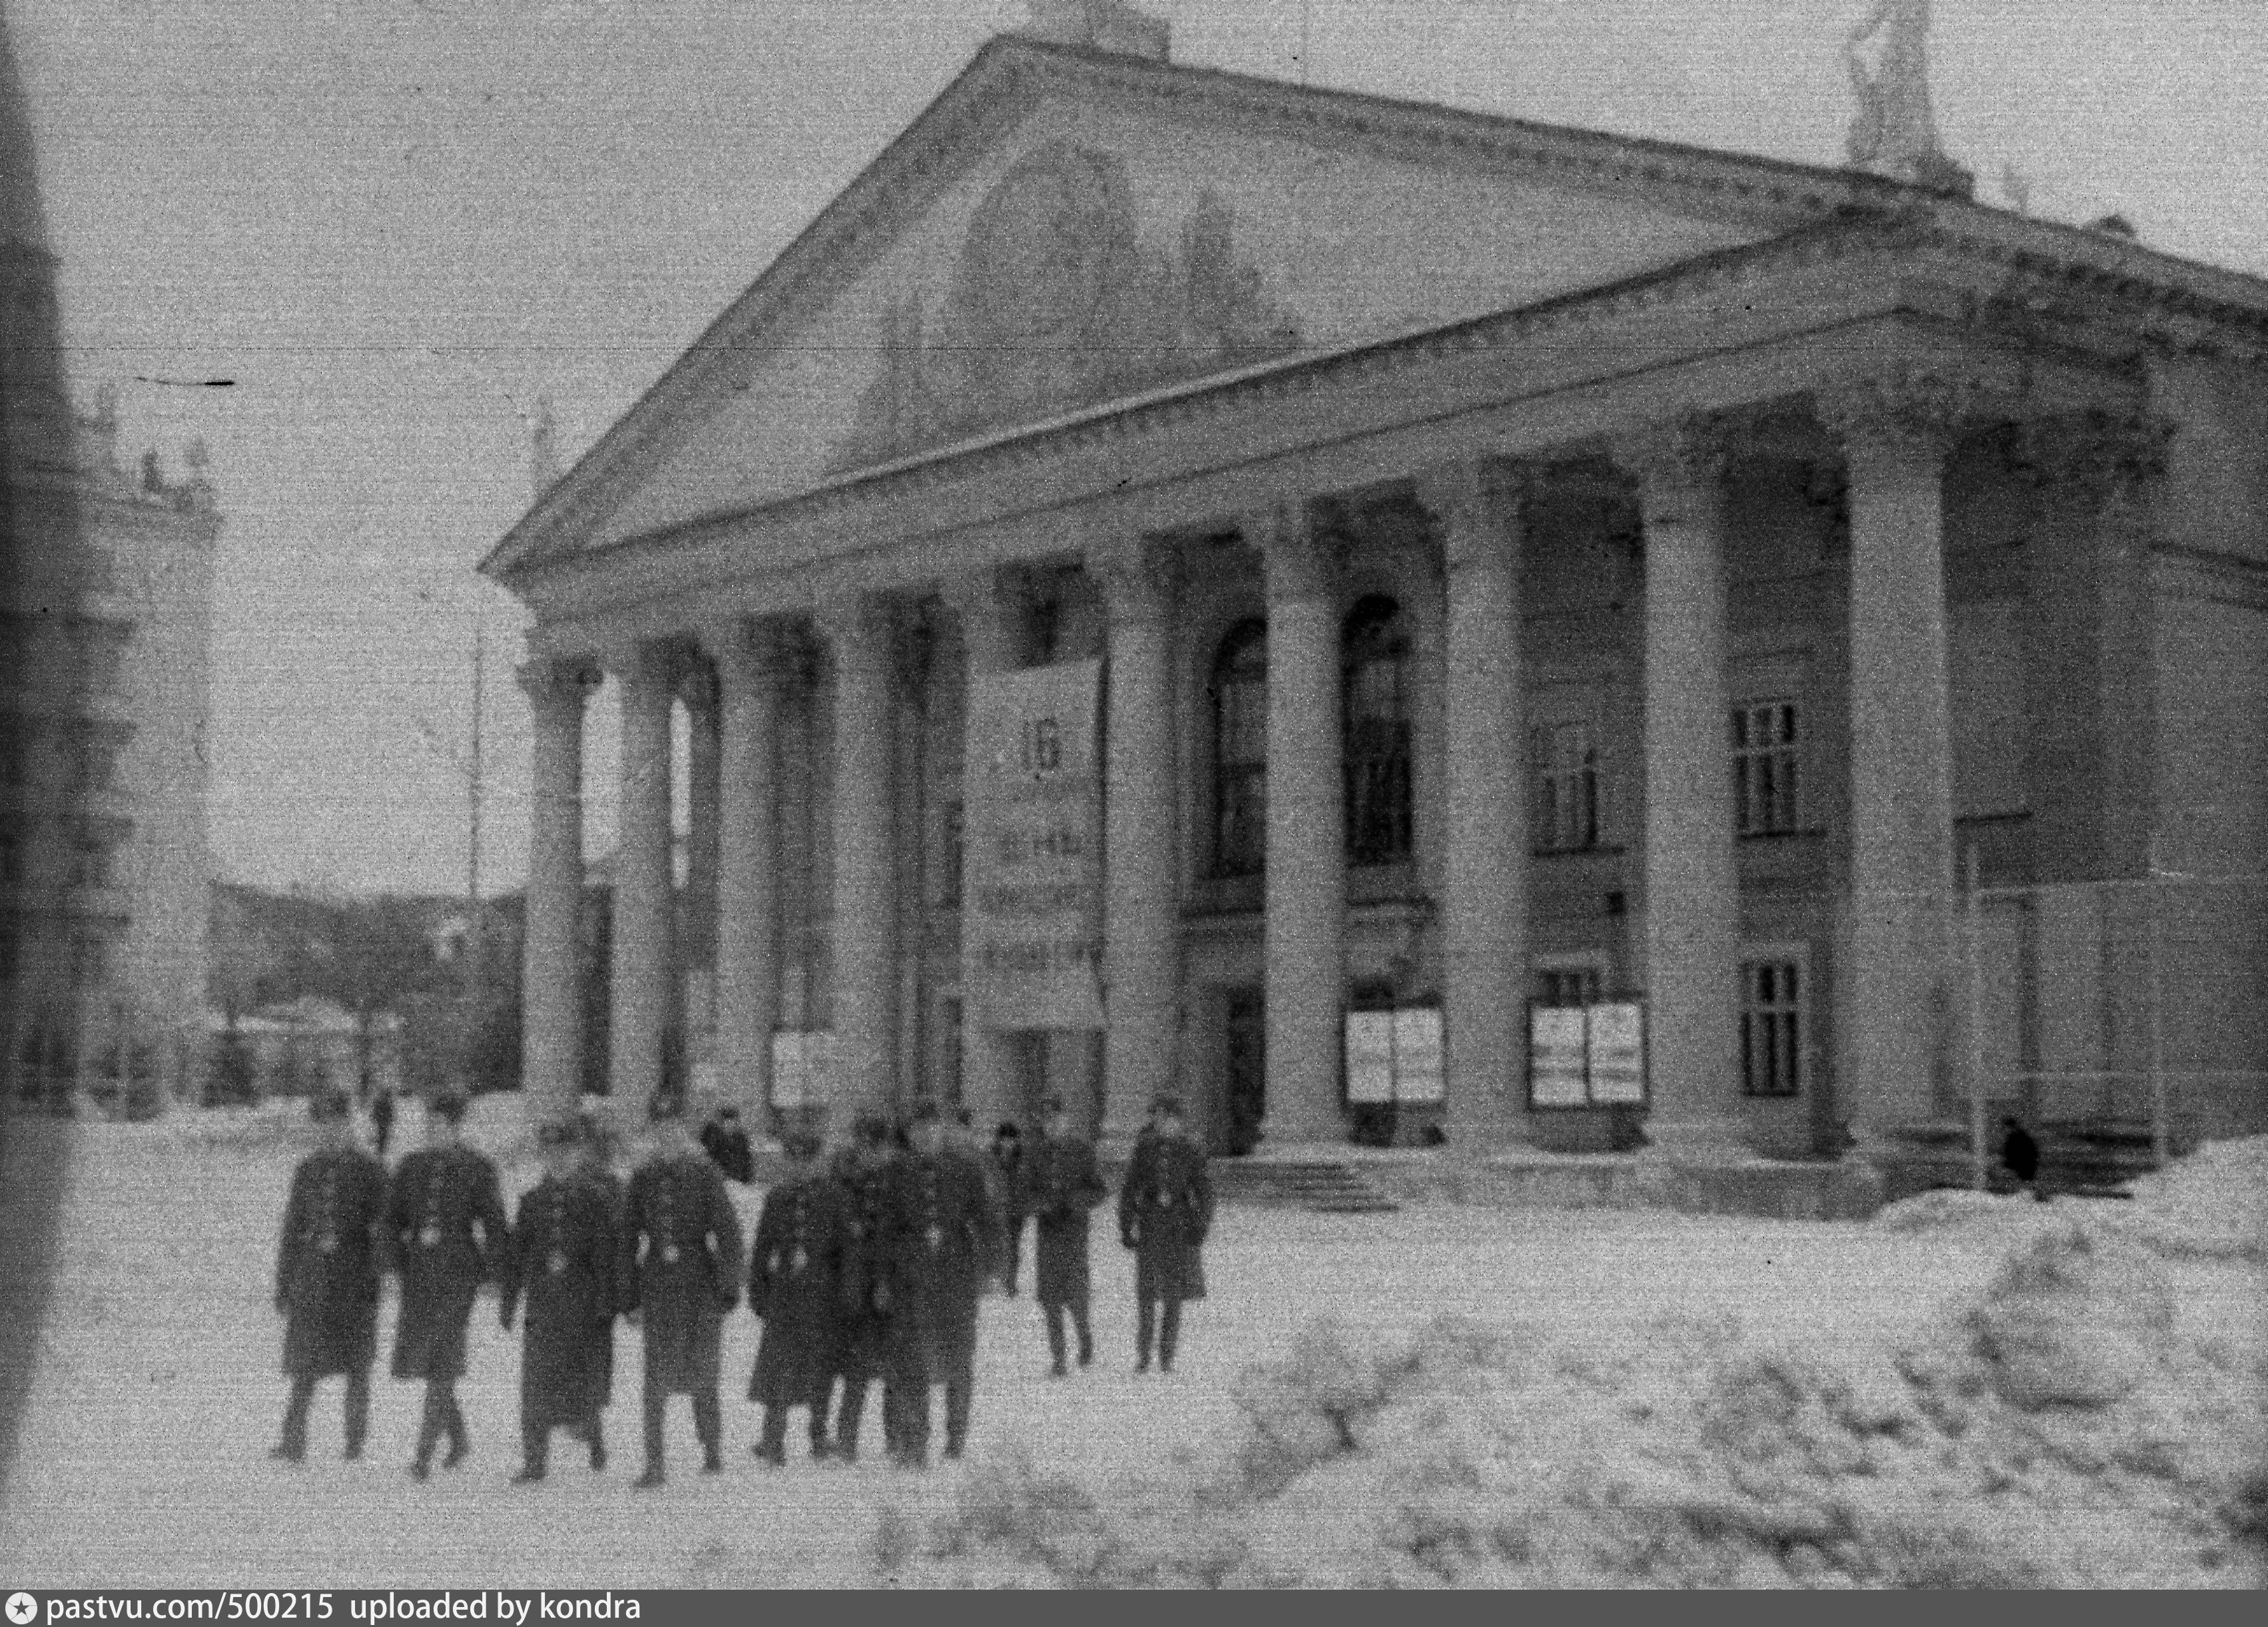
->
[484,5,2268,1175]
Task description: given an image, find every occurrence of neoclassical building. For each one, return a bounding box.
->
[486,7,2268,1168]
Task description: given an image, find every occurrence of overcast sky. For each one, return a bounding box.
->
[9,0,2264,898]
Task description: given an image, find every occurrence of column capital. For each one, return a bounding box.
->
[1092,537,1180,627]
[595,638,677,691]
[1816,363,2014,463]
[1610,411,1730,521]
[1417,458,1535,573]
[515,655,601,718]
[2014,408,2175,511]
[1249,499,1335,604]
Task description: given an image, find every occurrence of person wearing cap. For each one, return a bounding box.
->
[500,1119,621,1482]
[1116,1093,1213,1374]
[621,1090,745,1486]
[1023,1094,1106,1377]
[270,1088,388,1463]
[745,1132,847,1465]
[987,1120,1026,1297]
[894,1099,1002,1464]
[568,1109,627,1441]
[384,1089,509,1480]
[827,1111,915,1464]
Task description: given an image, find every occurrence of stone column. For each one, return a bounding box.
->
[820,595,899,1120]
[1617,414,1745,1159]
[682,661,721,970]
[709,618,782,1119]
[518,657,598,1116]
[1257,501,1345,1145]
[609,641,676,1106]
[1820,369,1974,1158]
[1098,537,1181,1147]
[945,573,1021,1130]
[1420,460,1535,1152]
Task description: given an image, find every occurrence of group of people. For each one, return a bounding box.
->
[271,1084,1214,1486]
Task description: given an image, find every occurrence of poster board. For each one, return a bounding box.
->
[1527,1006,1590,1108]
[1343,1011,1395,1104]
[1525,999,1651,1109]
[962,660,1106,1028]
[1391,1008,1445,1104]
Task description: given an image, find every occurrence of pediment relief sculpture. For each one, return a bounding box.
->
[831,141,1301,472]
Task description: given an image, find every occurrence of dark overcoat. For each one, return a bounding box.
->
[275,1146,388,1378]
[899,1149,1000,1378]
[576,1164,626,1408]
[385,1143,508,1381]
[1118,1131,1213,1303]
[501,1171,619,1430]
[831,1147,917,1382]
[1021,1132,1106,1308]
[621,1150,744,1394]
[747,1171,848,1406]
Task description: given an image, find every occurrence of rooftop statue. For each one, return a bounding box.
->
[1843,0,1973,196]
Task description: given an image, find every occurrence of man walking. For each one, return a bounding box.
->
[384,1089,508,1479]
[569,1109,625,1452]
[502,1120,621,1482]
[271,1088,388,1463]
[828,1112,912,1464]
[988,1119,1026,1297]
[1118,1094,1213,1374]
[1024,1094,1105,1377]
[621,1092,745,1486]
[747,1132,847,1466]
[896,1101,1000,1464]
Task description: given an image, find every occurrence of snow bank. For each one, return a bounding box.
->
[159,1098,312,1152]
[891,1233,2267,1588]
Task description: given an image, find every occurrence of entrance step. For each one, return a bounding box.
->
[1212,1159,1401,1214]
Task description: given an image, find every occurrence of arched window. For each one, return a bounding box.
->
[1343,595,1413,866]
[1210,621,1268,878]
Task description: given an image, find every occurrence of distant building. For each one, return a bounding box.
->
[488,5,2268,1175]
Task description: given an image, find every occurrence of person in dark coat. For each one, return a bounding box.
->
[370,1088,397,1161]
[827,1112,915,1464]
[988,1120,1026,1297]
[621,1091,745,1486]
[271,1088,388,1463]
[892,1100,1001,1464]
[2000,1115,2045,1201]
[1118,1094,1213,1374]
[699,1105,756,1186]
[1024,1094,1106,1377]
[501,1120,622,1482]
[747,1132,847,1464]
[384,1089,508,1478]
[569,1108,625,1443]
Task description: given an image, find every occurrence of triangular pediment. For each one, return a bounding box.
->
[490,37,1914,576]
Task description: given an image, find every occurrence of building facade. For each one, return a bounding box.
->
[486,13,2268,1166]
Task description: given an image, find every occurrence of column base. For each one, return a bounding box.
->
[1636,1116,1752,1165]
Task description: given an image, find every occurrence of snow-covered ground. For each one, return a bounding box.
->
[1,1103,2260,1588]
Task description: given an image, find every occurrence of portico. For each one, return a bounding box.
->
[489,10,2268,1178]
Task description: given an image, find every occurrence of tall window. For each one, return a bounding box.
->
[1533,722,1601,852]
[1342,596,1413,866]
[1740,954,1804,1097]
[1210,621,1268,878]
[1732,700,1801,836]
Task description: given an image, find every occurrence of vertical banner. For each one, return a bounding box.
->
[1586,1002,1649,1104]
[965,660,1106,1029]
[1527,1006,1589,1108]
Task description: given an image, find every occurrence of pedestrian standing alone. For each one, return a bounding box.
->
[501,1120,621,1482]
[988,1120,1026,1297]
[746,1132,847,1465]
[621,1092,745,1486]
[370,1087,397,1163]
[270,1088,388,1463]
[827,1113,913,1464]
[384,1089,508,1479]
[2000,1115,2046,1202]
[897,1101,1000,1464]
[1024,1094,1106,1377]
[1118,1094,1213,1374]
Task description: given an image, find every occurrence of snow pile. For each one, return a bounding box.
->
[1871,1186,2052,1237]
[889,1231,2267,1588]
[162,1098,312,1152]
[2123,1136,2268,1263]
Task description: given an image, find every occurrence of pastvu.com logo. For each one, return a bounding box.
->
[6,1591,38,1625]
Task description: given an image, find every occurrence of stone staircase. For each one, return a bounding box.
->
[1889,1117,2179,1201]
[1210,1158,1402,1214]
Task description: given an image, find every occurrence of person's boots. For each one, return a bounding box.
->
[635,1385,667,1488]
[1074,1305,1095,1369]
[272,1378,314,1463]
[753,1407,788,1467]
[1044,1306,1068,1378]
[587,1415,607,1472]
[443,1391,470,1468]
[512,1427,548,1484]
[1136,1297,1156,1373]
[1160,1301,1182,1373]
[695,1391,724,1473]
[342,1370,371,1461]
